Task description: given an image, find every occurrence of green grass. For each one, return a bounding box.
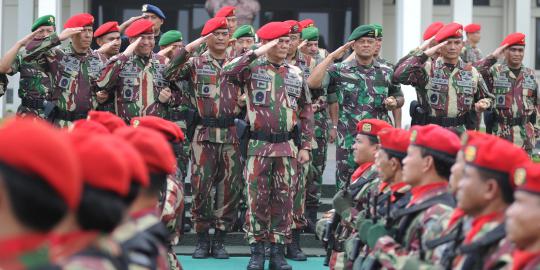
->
[178,256,328,270]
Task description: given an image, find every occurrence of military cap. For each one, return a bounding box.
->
[87,111,127,132]
[464,23,481,33]
[348,24,377,42]
[115,138,149,187]
[372,23,383,38]
[410,124,460,158]
[232,25,255,39]
[142,4,166,20]
[114,127,176,174]
[301,27,319,41]
[63,13,94,29]
[356,119,392,138]
[158,30,183,46]
[378,127,410,156]
[215,6,236,18]
[513,162,540,195]
[70,119,110,135]
[459,130,490,149]
[125,19,154,38]
[257,21,291,40]
[72,135,131,196]
[201,17,228,36]
[501,32,526,47]
[32,15,55,32]
[131,116,185,143]
[284,20,302,34]
[94,21,119,38]
[299,19,315,29]
[0,118,82,209]
[423,21,445,41]
[435,22,463,42]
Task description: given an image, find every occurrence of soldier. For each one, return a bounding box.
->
[97,19,178,122]
[0,15,55,117]
[506,162,540,269]
[215,6,238,36]
[393,22,492,131]
[22,13,108,126]
[461,23,483,64]
[476,33,540,153]
[0,118,82,269]
[222,21,314,270]
[231,24,256,57]
[299,19,329,60]
[158,30,185,59]
[308,24,404,189]
[94,21,121,59]
[164,17,244,259]
[119,4,165,53]
[206,0,261,26]
[371,124,459,269]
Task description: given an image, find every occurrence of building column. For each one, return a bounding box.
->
[362,0,383,24]
[38,0,62,32]
[452,0,473,25]
[515,0,532,67]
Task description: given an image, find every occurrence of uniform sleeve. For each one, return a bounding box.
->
[474,70,494,105]
[534,77,540,137]
[163,48,193,81]
[222,50,258,84]
[473,56,497,88]
[388,69,403,97]
[324,64,339,104]
[22,32,61,63]
[298,80,314,150]
[393,52,430,89]
[8,52,23,76]
[96,54,130,93]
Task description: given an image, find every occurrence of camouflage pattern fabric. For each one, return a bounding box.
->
[0,234,52,270]
[460,41,483,64]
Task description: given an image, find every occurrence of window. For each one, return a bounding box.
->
[473,0,489,6]
[433,0,450,5]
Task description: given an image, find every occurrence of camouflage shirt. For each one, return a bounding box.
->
[460,42,483,64]
[0,73,7,97]
[222,51,314,157]
[0,233,51,270]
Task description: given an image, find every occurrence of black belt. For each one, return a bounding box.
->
[497,116,528,126]
[55,110,88,121]
[251,130,293,143]
[427,114,466,127]
[21,98,45,110]
[168,110,189,122]
[200,116,236,128]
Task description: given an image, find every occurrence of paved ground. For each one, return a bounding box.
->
[178,255,327,270]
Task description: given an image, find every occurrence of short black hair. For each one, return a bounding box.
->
[476,168,514,204]
[382,149,405,165]
[76,185,126,233]
[143,172,168,199]
[0,162,68,232]
[420,148,454,180]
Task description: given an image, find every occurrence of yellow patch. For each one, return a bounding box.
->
[410,130,418,142]
[132,119,140,127]
[49,17,55,23]
[460,132,469,146]
[362,123,372,133]
[464,145,476,162]
[142,4,148,12]
[514,168,527,186]
[456,29,463,36]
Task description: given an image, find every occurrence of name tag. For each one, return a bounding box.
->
[431,78,449,85]
[494,80,512,88]
[456,80,473,87]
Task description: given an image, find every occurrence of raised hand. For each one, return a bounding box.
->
[424,40,448,57]
[185,34,212,53]
[58,27,84,41]
[254,39,280,56]
[123,37,142,57]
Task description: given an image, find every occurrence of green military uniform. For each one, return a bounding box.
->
[461,41,483,64]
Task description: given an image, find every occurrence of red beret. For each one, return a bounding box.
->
[513,162,540,195]
[114,127,176,174]
[500,32,526,47]
[410,124,460,157]
[201,17,228,36]
[464,136,529,188]
[114,138,149,188]
[356,119,392,138]
[460,130,491,149]
[215,6,236,18]
[131,116,185,143]
[73,135,131,196]
[87,111,127,132]
[378,127,410,155]
[299,19,315,29]
[70,119,110,136]
[94,21,119,38]
[284,20,302,34]
[435,22,463,42]
[64,13,94,29]
[423,21,445,41]
[464,23,481,33]
[257,22,292,40]
[0,118,82,209]
[125,19,154,38]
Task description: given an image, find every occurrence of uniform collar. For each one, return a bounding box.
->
[409,181,448,205]
[350,162,374,184]
[435,57,467,71]
[345,56,380,69]
[464,211,504,244]
[0,232,49,259]
[512,249,540,270]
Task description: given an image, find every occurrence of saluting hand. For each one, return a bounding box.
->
[59,27,84,41]
[254,39,280,56]
[157,45,174,57]
[330,41,354,61]
[424,40,448,57]
[185,34,212,53]
[298,40,308,50]
[18,30,41,47]
[123,37,142,57]
[489,44,508,59]
[419,36,435,51]
[97,40,120,55]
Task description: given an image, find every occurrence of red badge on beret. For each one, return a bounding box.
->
[87,111,127,133]
[131,116,185,143]
[94,21,119,38]
[0,118,82,209]
[201,17,228,36]
[435,22,463,43]
[215,6,236,18]
[464,23,481,33]
[114,127,176,174]
[423,21,445,41]
[512,162,540,194]
[500,32,526,47]
[257,21,292,40]
[284,20,302,34]
[70,119,110,135]
[73,135,131,196]
[410,124,460,157]
[125,19,154,38]
[464,136,529,188]
[115,138,149,188]
[64,13,94,29]
[299,19,315,29]
[356,119,392,137]
[378,127,410,155]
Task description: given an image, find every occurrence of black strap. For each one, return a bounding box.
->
[21,98,45,110]
[459,223,506,254]
[425,225,462,249]
[391,192,456,220]
[55,110,88,121]
[427,114,466,127]
[496,116,528,126]
[200,116,237,128]
[251,130,293,143]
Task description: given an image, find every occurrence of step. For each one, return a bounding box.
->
[174,245,326,257]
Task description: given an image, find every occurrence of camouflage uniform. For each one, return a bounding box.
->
[97,52,179,121]
[160,173,185,270]
[322,58,402,188]
[476,57,540,152]
[23,33,107,126]
[164,48,244,233]
[393,53,492,131]
[0,73,7,97]
[222,50,314,244]
[0,234,52,270]
[460,41,483,64]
